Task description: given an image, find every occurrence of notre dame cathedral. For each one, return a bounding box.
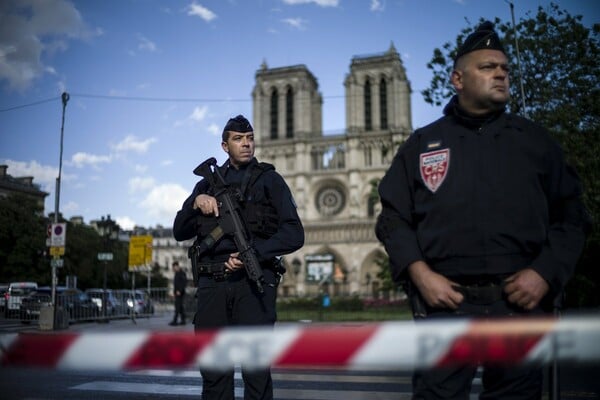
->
[252,43,412,297]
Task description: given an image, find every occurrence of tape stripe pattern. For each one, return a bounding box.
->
[2,317,599,370]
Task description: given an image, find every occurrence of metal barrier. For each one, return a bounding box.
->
[1,316,599,370]
[13,287,172,325]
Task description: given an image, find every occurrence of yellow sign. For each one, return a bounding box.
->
[128,235,153,271]
[50,246,65,256]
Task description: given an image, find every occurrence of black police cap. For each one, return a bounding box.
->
[455,21,506,63]
[222,115,253,141]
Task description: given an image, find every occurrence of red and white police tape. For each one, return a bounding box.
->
[1,316,599,370]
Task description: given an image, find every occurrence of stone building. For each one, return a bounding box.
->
[0,164,48,210]
[252,43,412,297]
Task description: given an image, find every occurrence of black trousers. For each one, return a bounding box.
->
[412,298,545,399]
[194,269,278,400]
[173,293,185,323]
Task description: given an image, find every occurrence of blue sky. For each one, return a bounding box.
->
[1,0,597,230]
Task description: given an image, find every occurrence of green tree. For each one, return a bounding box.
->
[422,3,599,306]
[0,194,49,284]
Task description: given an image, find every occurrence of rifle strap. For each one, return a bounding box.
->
[240,162,275,197]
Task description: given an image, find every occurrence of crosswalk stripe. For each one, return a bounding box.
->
[71,381,409,399]
[132,369,411,384]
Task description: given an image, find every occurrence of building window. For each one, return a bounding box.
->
[364,146,372,167]
[270,88,278,140]
[368,195,377,217]
[286,86,294,138]
[380,78,388,130]
[364,79,372,131]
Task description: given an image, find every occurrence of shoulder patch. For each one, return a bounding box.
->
[420,148,450,193]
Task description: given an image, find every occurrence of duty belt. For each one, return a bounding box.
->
[197,262,227,280]
[452,283,505,305]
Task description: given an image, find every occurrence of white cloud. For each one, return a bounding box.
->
[112,135,157,154]
[174,105,210,127]
[187,3,217,22]
[137,34,158,52]
[282,0,339,6]
[282,18,308,30]
[0,0,98,91]
[207,123,220,136]
[370,0,384,12]
[62,200,79,214]
[129,176,156,194]
[140,183,189,223]
[109,88,127,97]
[70,152,111,169]
[2,159,57,192]
[115,216,136,231]
[135,164,148,173]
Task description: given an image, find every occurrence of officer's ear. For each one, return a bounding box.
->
[451,68,463,91]
[221,141,229,154]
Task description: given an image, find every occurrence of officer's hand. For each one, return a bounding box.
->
[408,261,464,309]
[193,194,219,217]
[504,268,549,310]
[224,252,243,273]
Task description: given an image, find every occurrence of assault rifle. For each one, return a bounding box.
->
[190,157,265,293]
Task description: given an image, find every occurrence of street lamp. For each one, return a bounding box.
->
[97,215,118,322]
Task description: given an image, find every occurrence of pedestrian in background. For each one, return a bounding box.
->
[376,21,590,398]
[169,261,187,326]
[173,115,304,400]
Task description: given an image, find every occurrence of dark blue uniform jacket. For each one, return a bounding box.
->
[173,158,304,264]
[376,97,589,297]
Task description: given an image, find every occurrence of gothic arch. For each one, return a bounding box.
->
[360,249,387,298]
[285,85,294,138]
[308,246,349,296]
[270,87,278,139]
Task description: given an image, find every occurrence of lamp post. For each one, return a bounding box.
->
[51,92,69,329]
[97,215,118,322]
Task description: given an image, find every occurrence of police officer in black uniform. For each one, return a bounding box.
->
[173,115,304,400]
[169,261,187,326]
[375,21,589,399]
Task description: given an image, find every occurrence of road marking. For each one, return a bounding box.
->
[132,369,411,384]
[72,381,409,399]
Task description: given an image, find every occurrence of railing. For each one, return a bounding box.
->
[13,287,173,325]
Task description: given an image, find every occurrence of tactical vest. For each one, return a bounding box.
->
[196,162,279,240]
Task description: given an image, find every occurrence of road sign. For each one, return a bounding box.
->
[128,235,153,271]
[50,258,64,268]
[50,246,65,256]
[97,252,113,261]
[50,223,67,247]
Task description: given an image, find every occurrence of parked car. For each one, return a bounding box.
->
[119,290,154,315]
[19,287,99,324]
[5,282,38,317]
[85,289,127,317]
[0,284,8,312]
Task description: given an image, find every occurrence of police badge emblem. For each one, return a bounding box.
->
[420,149,450,193]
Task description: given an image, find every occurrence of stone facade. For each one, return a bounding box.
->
[253,44,412,298]
[0,164,48,209]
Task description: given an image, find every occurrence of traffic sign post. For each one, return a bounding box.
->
[50,223,67,247]
[128,235,153,325]
[97,252,114,261]
[50,247,65,257]
[128,235,153,271]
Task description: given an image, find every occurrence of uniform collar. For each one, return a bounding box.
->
[444,95,505,130]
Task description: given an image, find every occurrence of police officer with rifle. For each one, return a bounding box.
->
[173,115,304,400]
